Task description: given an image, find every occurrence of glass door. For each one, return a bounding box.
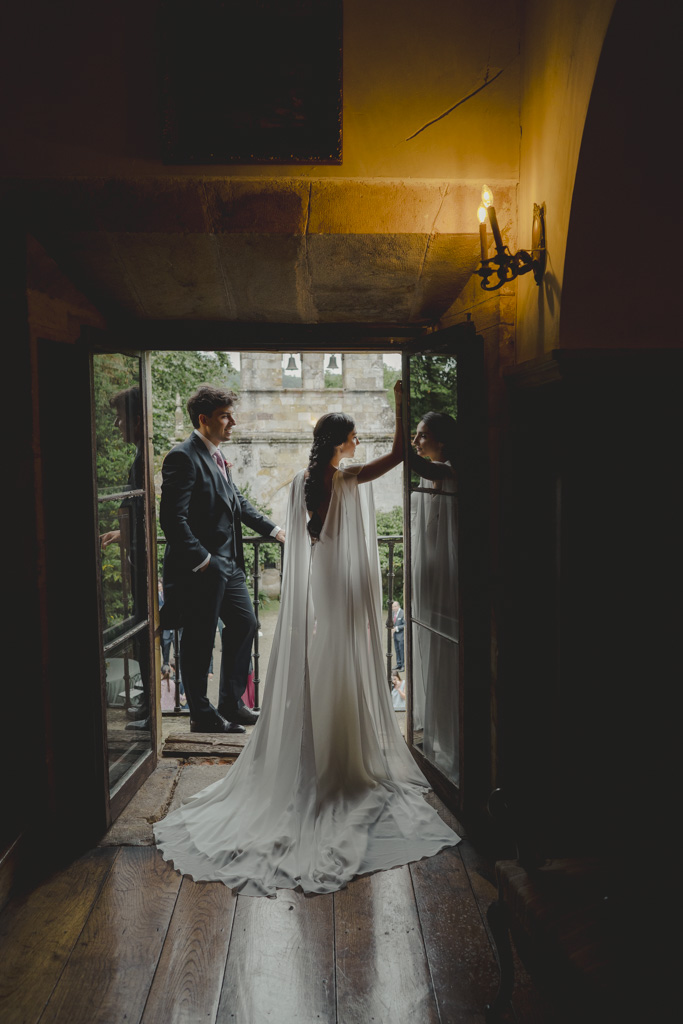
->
[402,325,488,812]
[406,349,460,784]
[91,350,156,816]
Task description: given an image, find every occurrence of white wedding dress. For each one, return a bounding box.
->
[411,466,460,783]
[154,465,460,897]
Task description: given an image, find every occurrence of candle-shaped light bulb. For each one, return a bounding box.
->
[480,185,504,251]
[478,205,488,262]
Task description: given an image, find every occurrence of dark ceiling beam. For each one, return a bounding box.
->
[120,320,432,352]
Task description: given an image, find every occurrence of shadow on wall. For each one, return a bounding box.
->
[560,0,677,349]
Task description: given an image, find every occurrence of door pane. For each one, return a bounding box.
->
[408,352,460,785]
[99,496,147,641]
[104,631,152,789]
[93,353,153,794]
[412,624,459,784]
[94,357,148,638]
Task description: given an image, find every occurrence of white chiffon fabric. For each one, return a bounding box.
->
[411,467,460,783]
[154,466,460,897]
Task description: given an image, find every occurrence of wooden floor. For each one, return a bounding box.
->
[0,791,550,1024]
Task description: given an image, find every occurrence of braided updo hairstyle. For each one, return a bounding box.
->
[305,412,355,540]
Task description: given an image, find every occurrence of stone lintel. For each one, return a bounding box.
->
[231,433,393,444]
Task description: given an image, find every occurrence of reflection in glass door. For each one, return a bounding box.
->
[92,353,154,795]
[407,351,461,785]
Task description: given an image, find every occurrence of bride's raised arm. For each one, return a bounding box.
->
[356,380,404,484]
[409,449,456,483]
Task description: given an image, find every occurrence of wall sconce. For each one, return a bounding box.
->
[476,185,546,291]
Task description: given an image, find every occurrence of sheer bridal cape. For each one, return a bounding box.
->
[154,466,460,897]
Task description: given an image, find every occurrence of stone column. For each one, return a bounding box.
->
[301,352,324,390]
[240,353,255,391]
[174,393,185,439]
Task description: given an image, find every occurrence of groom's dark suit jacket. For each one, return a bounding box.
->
[159,432,276,628]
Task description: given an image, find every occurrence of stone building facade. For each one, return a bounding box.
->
[227,352,402,527]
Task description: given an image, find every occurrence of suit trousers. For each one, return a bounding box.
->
[179,558,257,720]
[394,632,405,670]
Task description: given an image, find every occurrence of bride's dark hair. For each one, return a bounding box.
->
[305,411,355,539]
[422,410,459,463]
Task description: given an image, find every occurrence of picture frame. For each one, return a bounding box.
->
[161,0,343,165]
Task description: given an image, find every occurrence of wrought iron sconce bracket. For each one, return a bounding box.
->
[477,202,546,291]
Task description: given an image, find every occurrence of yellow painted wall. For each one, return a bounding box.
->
[516,0,616,361]
[1,0,520,183]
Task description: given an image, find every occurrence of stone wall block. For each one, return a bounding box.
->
[230,353,402,519]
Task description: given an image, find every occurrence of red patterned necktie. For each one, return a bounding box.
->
[213,450,228,480]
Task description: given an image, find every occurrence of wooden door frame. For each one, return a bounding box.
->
[83,331,159,829]
[96,319,489,822]
[400,321,490,817]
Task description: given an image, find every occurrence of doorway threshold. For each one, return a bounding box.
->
[162,730,250,758]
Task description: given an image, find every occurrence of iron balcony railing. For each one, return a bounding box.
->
[157,535,403,715]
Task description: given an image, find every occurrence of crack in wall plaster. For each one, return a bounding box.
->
[210,231,238,319]
[202,180,237,318]
[405,66,505,141]
[296,181,318,321]
[304,181,312,238]
[410,185,450,321]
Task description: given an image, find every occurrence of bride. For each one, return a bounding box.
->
[154,382,460,897]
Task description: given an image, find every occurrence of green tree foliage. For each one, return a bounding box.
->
[150,350,239,454]
[93,353,140,491]
[376,506,404,609]
[408,353,457,434]
[92,353,143,626]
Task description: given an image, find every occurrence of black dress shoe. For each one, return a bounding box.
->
[127,704,149,720]
[236,706,260,726]
[190,714,246,734]
[125,718,150,732]
[223,720,246,733]
[219,705,260,726]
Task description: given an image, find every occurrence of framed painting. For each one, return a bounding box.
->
[161,0,343,164]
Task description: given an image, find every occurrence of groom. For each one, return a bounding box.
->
[160,384,285,733]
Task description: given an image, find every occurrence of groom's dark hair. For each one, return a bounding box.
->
[187,384,238,428]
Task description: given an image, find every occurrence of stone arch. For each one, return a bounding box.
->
[560,0,675,349]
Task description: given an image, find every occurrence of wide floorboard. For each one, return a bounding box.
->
[0,778,549,1024]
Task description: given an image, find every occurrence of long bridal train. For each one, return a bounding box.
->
[154,467,460,898]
